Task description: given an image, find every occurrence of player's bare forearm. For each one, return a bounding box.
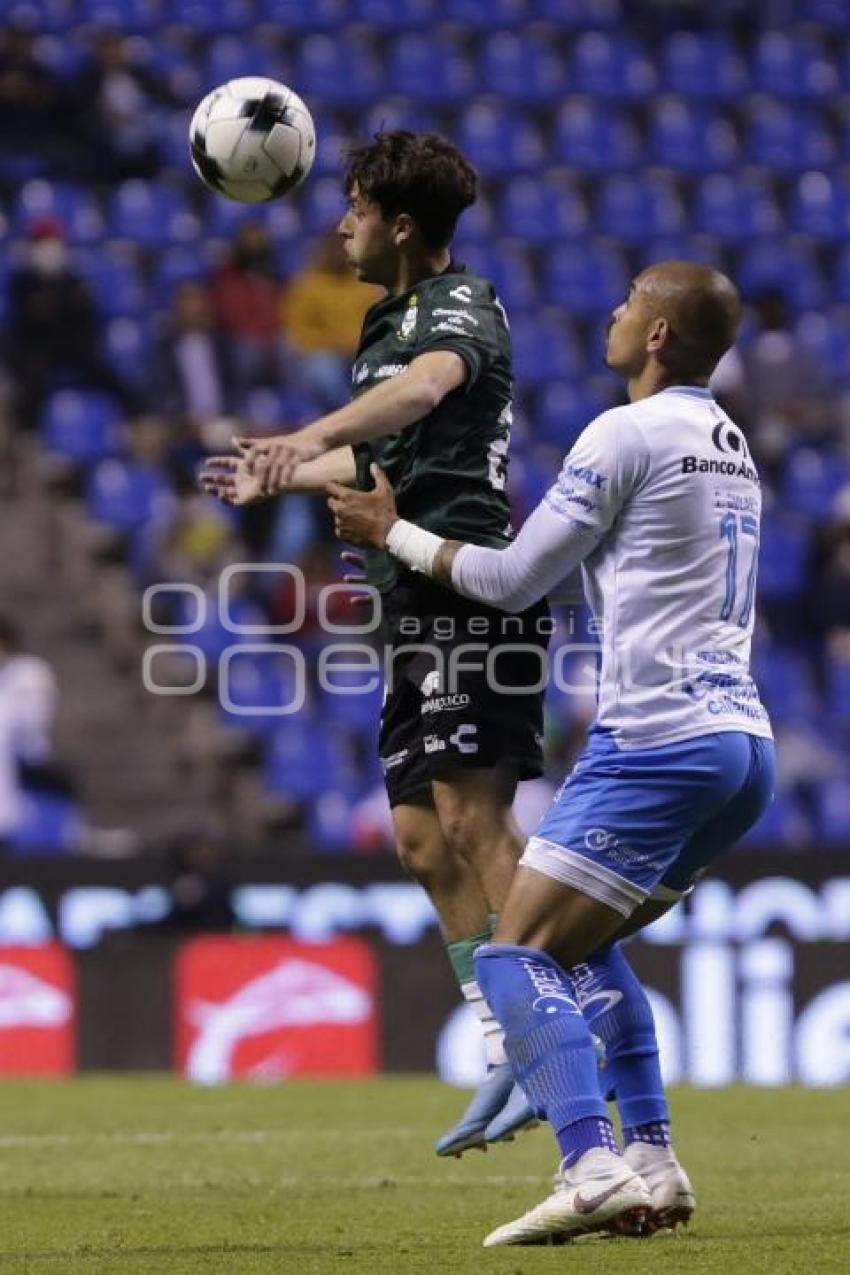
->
[285,445,356,491]
[432,541,464,588]
[200,445,355,506]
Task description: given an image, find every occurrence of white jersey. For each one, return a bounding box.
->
[542,385,772,748]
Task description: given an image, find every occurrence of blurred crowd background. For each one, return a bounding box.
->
[1,0,849,862]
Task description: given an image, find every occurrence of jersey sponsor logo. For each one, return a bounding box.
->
[420,669,441,697]
[423,734,446,754]
[565,463,608,490]
[353,363,370,384]
[420,693,471,715]
[449,284,473,303]
[521,956,579,1015]
[398,294,418,341]
[430,321,469,334]
[381,748,409,773]
[449,724,478,755]
[681,455,759,482]
[432,307,479,326]
[711,417,751,460]
[375,363,406,379]
[555,487,598,514]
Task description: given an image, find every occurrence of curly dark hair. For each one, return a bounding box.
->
[343,131,477,250]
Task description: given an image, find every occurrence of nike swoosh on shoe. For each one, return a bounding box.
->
[574,1178,634,1215]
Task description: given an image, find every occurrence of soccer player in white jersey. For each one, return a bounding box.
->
[327,261,776,1246]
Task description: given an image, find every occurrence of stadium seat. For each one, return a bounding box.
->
[260,0,347,27]
[296,34,384,106]
[479,32,568,102]
[753,31,839,98]
[542,241,629,317]
[8,791,84,856]
[694,173,783,241]
[202,36,283,90]
[572,31,656,100]
[814,778,850,844]
[264,720,359,802]
[553,99,642,172]
[103,318,151,391]
[796,307,850,380]
[13,180,104,246]
[511,313,585,388]
[167,0,256,32]
[740,789,809,847]
[79,0,163,29]
[499,176,588,243]
[108,181,200,247]
[661,32,749,100]
[452,193,496,247]
[150,247,210,307]
[219,651,305,738]
[86,458,174,533]
[596,174,685,243]
[648,99,739,173]
[745,100,837,172]
[534,378,612,448]
[737,239,825,311]
[40,390,124,466]
[751,645,818,723]
[466,239,538,312]
[79,248,145,319]
[361,98,439,138]
[318,667,384,738]
[299,176,347,233]
[806,0,850,28]
[387,34,476,104]
[788,171,850,240]
[825,655,850,721]
[780,446,850,521]
[456,102,544,176]
[756,508,810,601]
[353,0,436,27]
[443,0,528,26]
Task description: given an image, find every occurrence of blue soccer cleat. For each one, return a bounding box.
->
[435,1062,518,1157]
[483,1080,539,1145]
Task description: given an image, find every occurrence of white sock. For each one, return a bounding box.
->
[462,979,507,1069]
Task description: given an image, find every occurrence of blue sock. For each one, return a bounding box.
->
[475,943,618,1163]
[572,943,669,1132]
[623,1119,671,1149]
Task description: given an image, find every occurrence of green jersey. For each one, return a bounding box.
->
[351,265,514,592]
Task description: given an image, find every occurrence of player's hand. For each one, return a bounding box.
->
[327,465,398,548]
[198,455,266,506]
[340,549,374,609]
[235,431,324,495]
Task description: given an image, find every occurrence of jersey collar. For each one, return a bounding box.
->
[658,386,714,400]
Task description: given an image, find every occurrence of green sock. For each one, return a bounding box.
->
[447,930,491,988]
[447,928,507,1069]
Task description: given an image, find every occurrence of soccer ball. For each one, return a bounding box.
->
[189,77,316,203]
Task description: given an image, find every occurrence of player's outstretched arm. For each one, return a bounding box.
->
[199,444,357,505]
[327,465,601,612]
[238,350,466,494]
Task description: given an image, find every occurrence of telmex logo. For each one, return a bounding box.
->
[177,938,377,1084]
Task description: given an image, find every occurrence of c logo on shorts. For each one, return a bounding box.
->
[585,827,617,852]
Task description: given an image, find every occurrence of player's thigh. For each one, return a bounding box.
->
[658,734,777,897]
[391,799,452,880]
[431,764,520,853]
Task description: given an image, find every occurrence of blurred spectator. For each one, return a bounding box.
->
[5,217,126,429]
[0,23,70,179]
[0,616,58,847]
[712,289,835,471]
[808,488,850,660]
[212,221,283,396]
[280,232,379,412]
[76,30,171,181]
[156,830,235,931]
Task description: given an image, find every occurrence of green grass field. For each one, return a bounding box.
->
[0,1079,846,1274]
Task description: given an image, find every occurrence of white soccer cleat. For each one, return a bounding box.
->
[623,1141,695,1232]
[482,1147,651,1247]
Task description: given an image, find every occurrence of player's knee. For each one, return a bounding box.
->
[395,831,459,890]
[437,798,513,862]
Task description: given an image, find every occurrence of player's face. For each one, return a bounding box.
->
[337,187,397,285]
[604,281,655,377]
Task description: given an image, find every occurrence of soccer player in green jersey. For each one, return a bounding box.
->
[200,131,551,1154]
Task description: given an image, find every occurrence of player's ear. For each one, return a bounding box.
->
[393,213,416,247]
[646,315,669,354]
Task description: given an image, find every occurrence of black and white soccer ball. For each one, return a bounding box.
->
[189,77,316,203]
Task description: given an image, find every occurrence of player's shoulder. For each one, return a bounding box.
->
[420,268,494,308]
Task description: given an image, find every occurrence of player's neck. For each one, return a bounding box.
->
[389,247,452,297]
[627,367,710,403]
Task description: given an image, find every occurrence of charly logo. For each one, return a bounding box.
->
[449,724,478,754]
[399,293,418,340]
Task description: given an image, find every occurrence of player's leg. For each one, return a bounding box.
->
[430,764,539,1150]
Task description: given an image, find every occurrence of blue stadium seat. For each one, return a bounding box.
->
[814,778,850,844]
[79,248,145,319]
[542,241,629,317]
[553,99,642,172]
[443,0,528,25]
[479,32,568,102]
[13,181,104,246]
[8,791,84,856]
[538,0,621,22]
[202,36,283,90]
[260,0,347,27]
[534,379,612,448]
[694,173,783,241]
[753,31,839,99]
[354,0,436,27]
[220,652,305,738]
[452,194,496,246]
[456,102,543,176]
[751,646,817,723]
[636,235,724,271]
[319,667,384,738]
[167,0,256,31]
[79,0,164,29]
[264,720,358,802]
[461,240,537,312]
[388,34,475,103]
[661,32,749,100]
[40,390,123,466]
[87,458,174,533]
[299,176,347,233]
[596,174,684,243]
[740,790,808,848]
[151,247,210,307]
[737,240,825,311]
[296,34,383,106]
[109,181,200,248]
[780,446,850,521]
[511,313,584,388]
[756,508,810,601]
[826,656,850,722]
[572,32,656,100]
[648,99,739,173]
[745,100,836,172]
[788,171,849,240]
[362,98,439,138]
[796,308,850,381]
[499,177,588,243]
[104,318,151,390]
[806,0,850,28]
